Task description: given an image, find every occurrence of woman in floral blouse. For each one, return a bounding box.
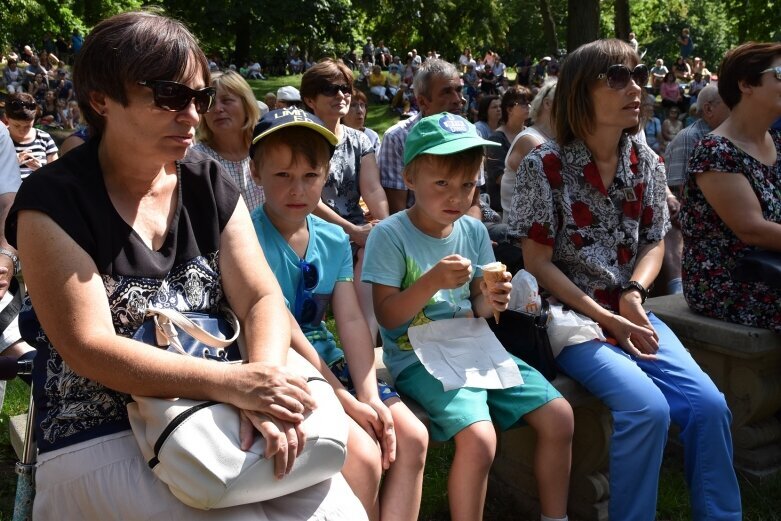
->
[681,41,781,332]
[509,39,741,520]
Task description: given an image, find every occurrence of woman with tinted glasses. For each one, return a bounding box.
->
[681,42,781,332]
[509,39,741,520]
[301,58,389,341]
[6,11,366,520]
[194,70,265,213]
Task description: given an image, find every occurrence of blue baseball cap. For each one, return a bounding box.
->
[250,108,338,158]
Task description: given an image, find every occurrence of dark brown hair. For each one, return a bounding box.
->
[500,85,533,123]
[403,147,484,184]
[300,58,354,113]
[717,41,781,109]
[553,39,640,145]
[477,95,499,123]
[5,93,38,122]
[73,10,209,138]
[251,127,332,173]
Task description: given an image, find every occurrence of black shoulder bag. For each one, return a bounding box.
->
[487,299,557,382]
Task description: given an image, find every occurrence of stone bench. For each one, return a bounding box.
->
[374,348,612,521]
[645,294,781,481]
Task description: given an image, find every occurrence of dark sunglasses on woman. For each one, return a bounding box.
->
[598,64,649,90]
[761,66,781,81]
[137,80,216,114]
[321,84,352,97]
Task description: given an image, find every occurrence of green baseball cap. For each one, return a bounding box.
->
[403,113,500,166]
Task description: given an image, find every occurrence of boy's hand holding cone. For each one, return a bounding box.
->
[480,262,512,323]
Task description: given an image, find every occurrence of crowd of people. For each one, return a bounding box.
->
[0,10,779,521]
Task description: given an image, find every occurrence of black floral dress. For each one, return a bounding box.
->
[681,131,781,332]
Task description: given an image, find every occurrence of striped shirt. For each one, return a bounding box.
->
[13,129,57,180]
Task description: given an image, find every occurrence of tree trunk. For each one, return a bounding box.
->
[567,0,600,53]
[233,15,251,64]
[614,0,631,41]
[539,0,559,56]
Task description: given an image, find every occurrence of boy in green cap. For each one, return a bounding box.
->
[362,113,573,521]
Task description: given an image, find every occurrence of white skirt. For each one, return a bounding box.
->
[34,431,367,521]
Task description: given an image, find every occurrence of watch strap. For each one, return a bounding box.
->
[621,280,648,303]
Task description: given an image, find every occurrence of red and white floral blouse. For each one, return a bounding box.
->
[508,135,670,313]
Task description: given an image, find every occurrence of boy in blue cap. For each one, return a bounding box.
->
[249,108,427,521]
[362,113,573,521]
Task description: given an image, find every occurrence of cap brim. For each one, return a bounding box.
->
[252,120,338,148]
[420,135,501,157]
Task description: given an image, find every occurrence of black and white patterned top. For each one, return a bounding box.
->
[7,141,239,453]
[322,125,374,225]
[508,135,670,312]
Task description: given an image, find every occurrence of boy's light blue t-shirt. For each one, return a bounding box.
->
[252,206,353,366]
[362,211,495,379]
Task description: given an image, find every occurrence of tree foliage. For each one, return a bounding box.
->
[2,0,779,70]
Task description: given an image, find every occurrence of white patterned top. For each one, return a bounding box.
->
[192,143,265,213]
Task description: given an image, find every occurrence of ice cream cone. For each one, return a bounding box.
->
[481,261,507,324]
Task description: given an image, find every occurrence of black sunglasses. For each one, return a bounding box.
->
[137,80,216,114]
[761,66,781,81]
[597,64,649,90]
[7,100,37,111]
[321,84,352,97]
[295,260,321,325]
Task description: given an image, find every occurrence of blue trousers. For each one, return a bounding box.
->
[556,313,741,521]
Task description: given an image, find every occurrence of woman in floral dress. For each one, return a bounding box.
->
[509,39,741,520]
[681,41,781,332]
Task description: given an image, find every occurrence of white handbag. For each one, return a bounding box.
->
[127,308,349,510]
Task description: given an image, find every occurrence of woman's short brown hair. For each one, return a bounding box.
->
[196,70,260,150]
[300,58,354,113]
[5,93,38,122]
[553,39,640,145]
[717,41,781,109]
[73,10,209,138]
[500,85,533,124]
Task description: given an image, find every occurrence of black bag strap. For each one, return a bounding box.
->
[0,277,23,333]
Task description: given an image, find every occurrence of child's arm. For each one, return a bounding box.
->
[469,271,512,318]
[289,311,394,465]
[373,254,473,330]
[332,281,396,468]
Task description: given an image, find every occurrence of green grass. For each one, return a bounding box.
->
[0,379,31,521]
[247,74,402,137]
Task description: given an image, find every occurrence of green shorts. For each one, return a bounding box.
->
[394,355,562,442]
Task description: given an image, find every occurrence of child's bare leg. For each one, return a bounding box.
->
[378,398,428,521]
[354,248,378,343]
[449,421,496,521]
[343,416,382,520]
[523,397,574,518]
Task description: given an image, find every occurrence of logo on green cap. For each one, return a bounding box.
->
[438,114,469,134]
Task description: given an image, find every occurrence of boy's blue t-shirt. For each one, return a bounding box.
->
[252,206,353,366]
[361,211,495,379]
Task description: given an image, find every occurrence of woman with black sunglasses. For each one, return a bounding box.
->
[681,42,781,332]
[509,39,741,520]
[300,59,389,342]
[5,11,366,520]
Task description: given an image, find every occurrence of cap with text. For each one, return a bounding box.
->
[403,113,499,166]
[250,108,338,158]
